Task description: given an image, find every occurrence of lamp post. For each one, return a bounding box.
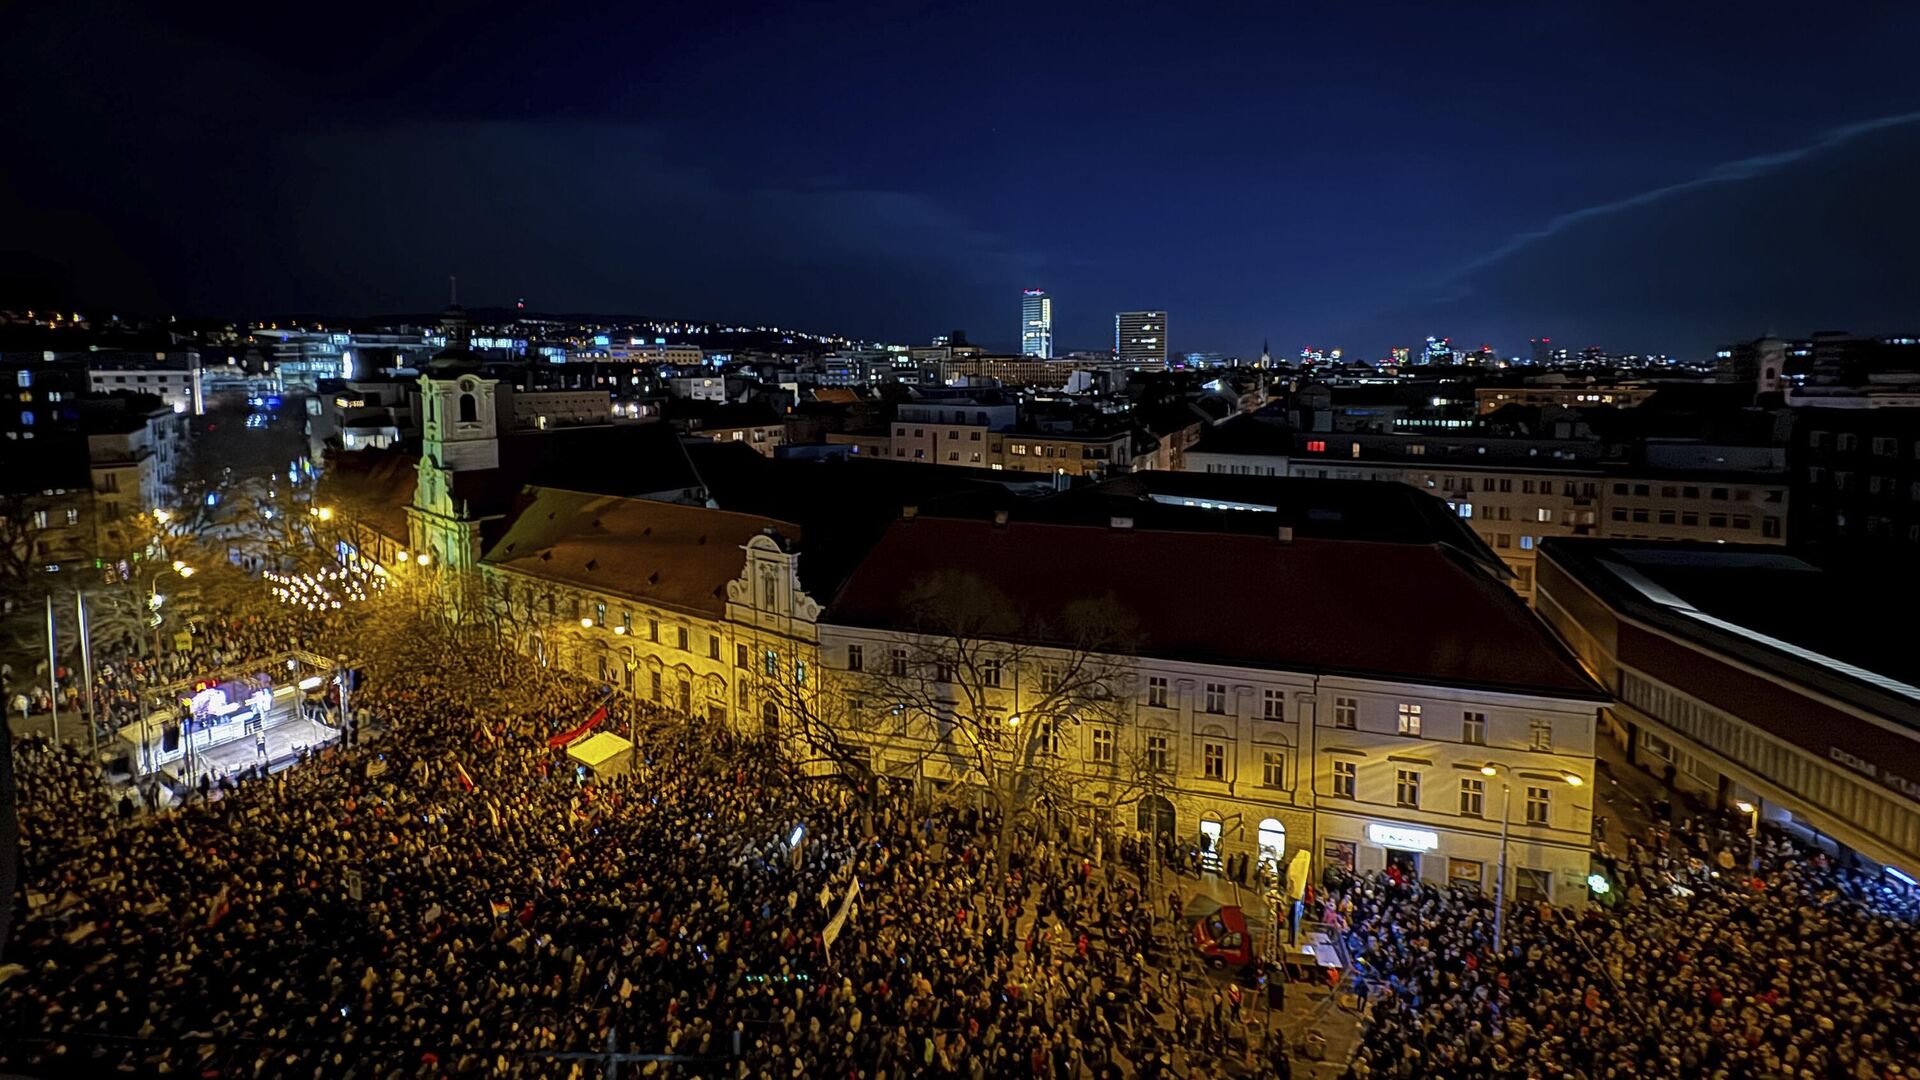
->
[1735,799,1759,876]
[1483,762,1584,956]
[147,561,196,662]
[148,561,195,789]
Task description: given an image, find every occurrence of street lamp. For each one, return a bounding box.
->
[1483,762,1584,955]
[1735,799,1759,875]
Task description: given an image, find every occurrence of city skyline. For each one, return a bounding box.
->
[5,3,1920,357]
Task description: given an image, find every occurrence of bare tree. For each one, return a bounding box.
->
[789,570,1137,868]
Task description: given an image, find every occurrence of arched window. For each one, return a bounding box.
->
[458,392,478,424]
[1258,817,1287,871]
[761,699,780,735]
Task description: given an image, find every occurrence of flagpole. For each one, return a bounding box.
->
[45,594,59,745]
[77,592,97,757]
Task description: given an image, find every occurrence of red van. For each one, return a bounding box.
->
[1193,905,1256,969]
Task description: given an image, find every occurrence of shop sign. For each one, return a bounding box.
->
[1366,823,1439,850]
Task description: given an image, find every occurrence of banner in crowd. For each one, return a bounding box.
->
[821,878,861,955]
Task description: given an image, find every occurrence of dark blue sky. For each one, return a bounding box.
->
[6,1,1920,358]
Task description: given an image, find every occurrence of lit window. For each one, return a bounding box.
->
[763,649,779,677]
[1305,440,1327,453]
[1397,703,1422,736]
[1203,741,1226,780]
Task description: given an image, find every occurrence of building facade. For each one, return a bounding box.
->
[1115,311,1168,370]
[1535,539,1920,886]
[1021,289,1053,359]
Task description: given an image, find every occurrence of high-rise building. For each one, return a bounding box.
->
[1115,311,1168,369]
[1422,336,1454,365]
[1020,289,1053,359]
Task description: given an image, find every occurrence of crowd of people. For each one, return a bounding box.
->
[3,616,1261,1078]
[1327,807,1920,1079]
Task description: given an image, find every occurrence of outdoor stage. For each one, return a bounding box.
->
[113,651,354,787]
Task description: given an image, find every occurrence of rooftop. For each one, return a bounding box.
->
[482,487,800,618]
[830,518,1603,700]
[1538,539,1920,728]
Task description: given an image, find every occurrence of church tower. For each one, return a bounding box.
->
[408,302,501,571]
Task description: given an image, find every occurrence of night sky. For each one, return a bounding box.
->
[6,1,1920,358]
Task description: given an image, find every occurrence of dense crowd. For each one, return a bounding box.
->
[1329,809,1920,1079]
[2,627,1244,1078]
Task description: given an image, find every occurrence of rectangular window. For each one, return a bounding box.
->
[735,643,750,669]
[846,644,864,672]
[1334,697,1357,729]
[1397,703,1422,736]
[794,660,807,685]
[648,618,659,642]
[1460,777,1485,817]
[1146,734,1169,771]
[1395,768,1421,808]
[678,680,692,714]
[1204,682,1227,714]
[1332,760,1356,798]
[650,671,662,701]
[1147,676,1168,708]
[1090,726,1115,763]
[935,660,957,683]
[981,659,1001,687]
[1262,689,1285,720]
[1203,741,1226,780]
[709,635,721,660]
[622,610,632,634]
[1038,664,1061,693]
[677,626,689,650]
[593,601,606,625]
[890,648,908,677]
[1529,717,1553,751]
[1525,786,1550,826]
[1462,711,1486,745]
[64,508,79,526]
[1262,751,1285,788]
[763,649,779,677]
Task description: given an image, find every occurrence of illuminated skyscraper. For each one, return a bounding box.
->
[1021,289,1053,358]
[1115,310,1168,369]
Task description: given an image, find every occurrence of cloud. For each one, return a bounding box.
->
[265,123,1042,337]
[1405,111,1920,351]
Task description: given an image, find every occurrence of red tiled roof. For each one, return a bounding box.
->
[481,487,800,618]
[826,518,1604,700]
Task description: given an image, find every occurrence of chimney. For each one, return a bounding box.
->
[1110,516,1134,530]
[1276,525,1294,544]
[993,509,1009,527]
